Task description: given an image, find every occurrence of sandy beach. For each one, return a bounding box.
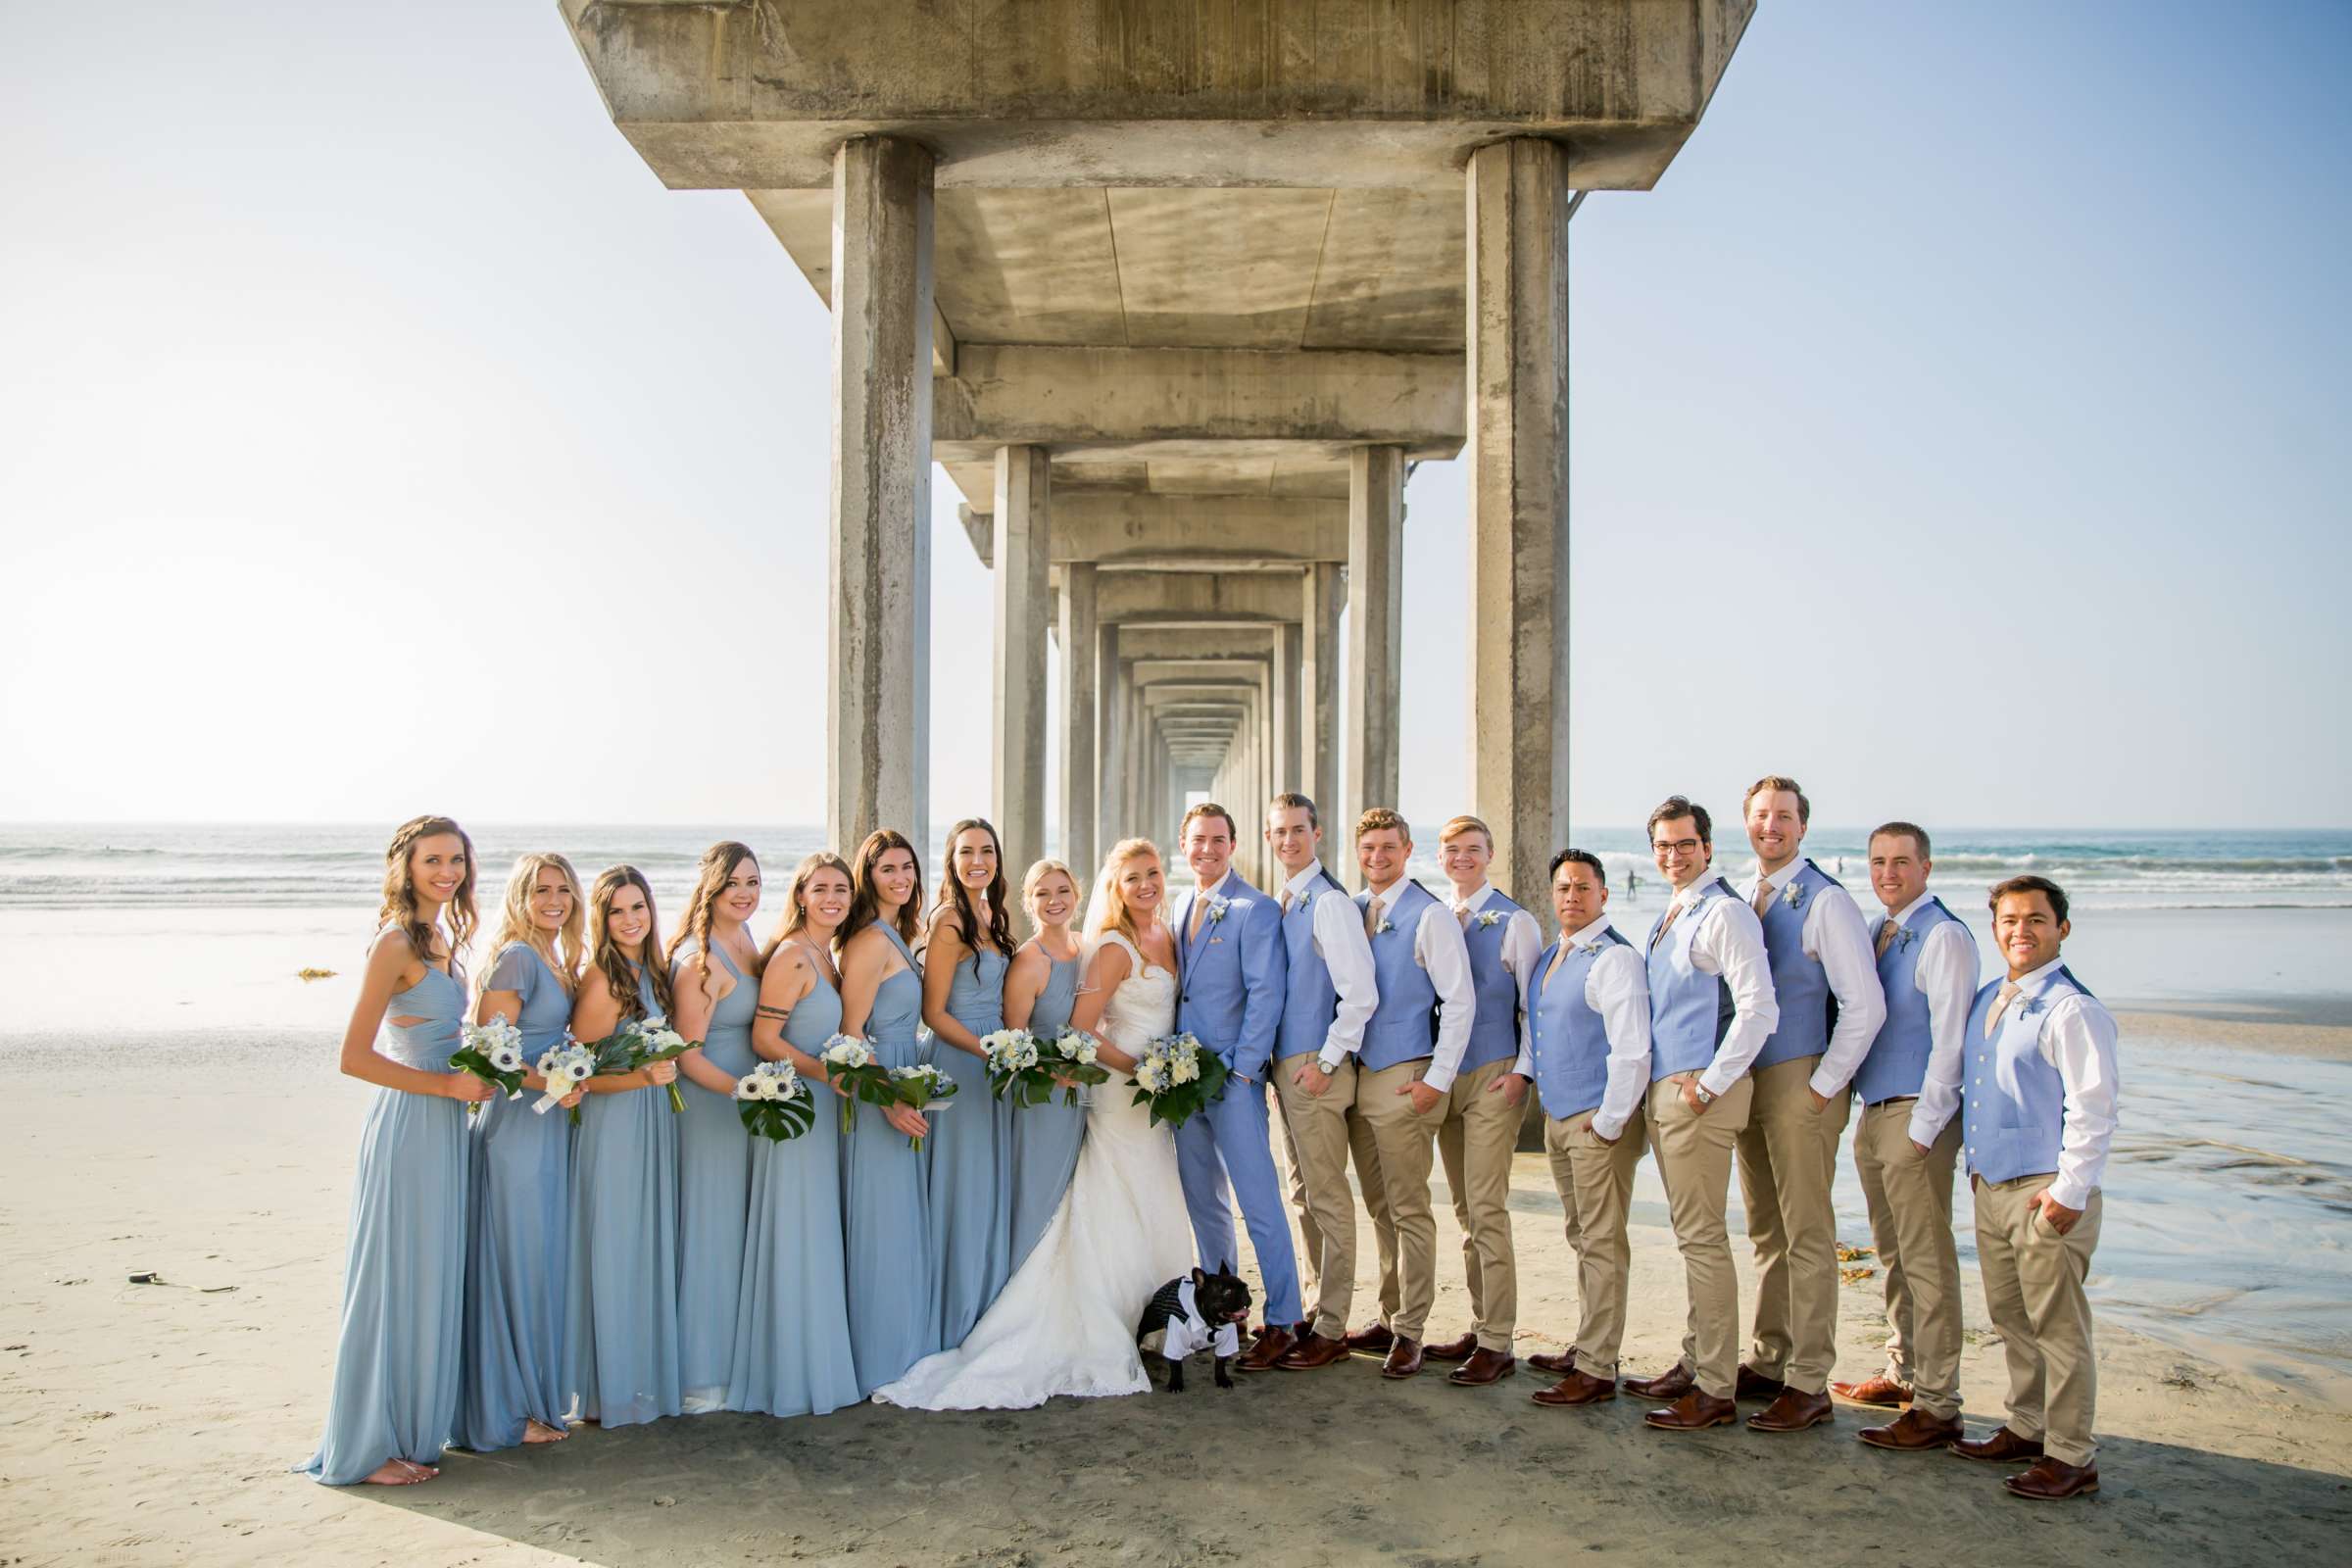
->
[5,1013,2350,1568]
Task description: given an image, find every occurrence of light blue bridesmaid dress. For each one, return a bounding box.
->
[563,965,682,1427]
[671,939,757,1412]
[300,952,469,1484]
[454,943,573,1451]
[1006,946,1085,1273]
[727,939,860,1417]
[843,924,938,1394]
[928,935,1013,1348]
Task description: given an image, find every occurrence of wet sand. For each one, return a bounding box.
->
[3,1040,2349,1567]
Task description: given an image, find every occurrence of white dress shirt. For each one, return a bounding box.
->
[1515,916,1654,1142]
[1909,955,2121,1210]
[1744,858,1887,1099]
[1660,877,1780,1099]
[1453,879,1544,1053]
[1876,893,1980,1108]
[1280,858,1379,1070]
[1363,876,1478,1092]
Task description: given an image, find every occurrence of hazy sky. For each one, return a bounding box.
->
[4,2,2346,831]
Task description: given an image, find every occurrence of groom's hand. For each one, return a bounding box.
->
[1399,1079,1444,1115]
[1294,1060,1334,1098]
[1490,1072,1531,1108]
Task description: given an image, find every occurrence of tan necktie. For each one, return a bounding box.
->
[1363,895,1382,938]
[1983,979,2024,1039]
[1875,917,1899,959]
[1649,900,1685,953]
[1188,894,1208,943]
[1543,939,1571,985]
[1454,902,1472,930]
[1279,890,1294,915]
[1752,878,1775,918]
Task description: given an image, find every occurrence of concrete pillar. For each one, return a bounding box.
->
[1271,621,1300,800]
[1253,665,1277,887]
[1301,563,1342,826]
[1468,139,1574,906]
[1059,563,1099,880]
[826,135,935,857]
[1094,619,1119,866]
[991,444,1051,880]
[1345,445,1405,858]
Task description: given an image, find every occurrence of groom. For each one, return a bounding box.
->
[1171,802,1304,1373]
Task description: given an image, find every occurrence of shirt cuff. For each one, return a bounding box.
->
[1317,1050,1347,1073]
[1421,1064,1457,1095]
[1904,1106,1948,1148]
[1696,1063,1741,1101]
[1592,1108,1629,1143]
[2045,1174,2094,1211]
[1806,1063,1852,1101]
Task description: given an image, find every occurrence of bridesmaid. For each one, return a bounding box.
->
[837,828,939,1393]
[727,852,861,1418]
[563,864,683,1428]
[455,853,587,1452]
[1002,858,1087,1273]
[920,817,1016,1347]
[666,841,763,1414]
[301,814,491,1487]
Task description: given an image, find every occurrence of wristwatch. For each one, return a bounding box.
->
[1691,1080,1717,1105]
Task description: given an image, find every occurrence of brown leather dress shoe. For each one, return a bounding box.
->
[1830,1373,1912,1408]
[2004,1456,2099,1500]
[1344,1321,1396,1354]
[1236,1326,1296,1373]
[1735,1363,1788,1402]
[1643,1390,1738,1431]
[1275,1332,1351,1370]
[1531,1369,1617,1407]
[1527,1350,1576,1377]
[1746,1388,1834,1433]
[1950,1426,2045,1463]
[1446,1348,1515,1386]
[1380,1337,1425,1379]
[1857,1407,1965,1451]
[1621,1364,1695,1401]
[1423,1332,1479,1362]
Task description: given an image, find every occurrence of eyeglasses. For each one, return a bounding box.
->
[1651,839,1703,857]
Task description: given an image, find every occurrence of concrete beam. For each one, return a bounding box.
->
[956,492,1349,570]
[992,445,1051,881]
[826,135,934,858]
[1117,625,1276,662]
[1344,446,1404,841]
[1097,570,1307,626]
[563,0,1759,192]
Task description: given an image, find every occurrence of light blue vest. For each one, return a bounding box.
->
[1853,897,1967,1105]
[1527,927,1636,1120]
[1355,880,1442,1071]
[1645,877,1740,1082]
[1458,891,1527,1075]
[1275,868,1348,1063]
[1960,965,2095,1185]
[1752,858,1844,1070]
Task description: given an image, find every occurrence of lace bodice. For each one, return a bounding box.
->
[1089,930,1176,1072]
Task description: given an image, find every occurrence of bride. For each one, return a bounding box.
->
[873,838,1197,1409]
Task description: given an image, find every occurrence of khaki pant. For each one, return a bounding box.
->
[1734,1054,1852,1395]
[1348,1056,1441,1342]
[1646,1071,1754,1398]
[1543,1102,1647,1378]
[1975,1175,2103,1466]
[1852,1098,1964,1419]
[1273,1053,1361,1340]
[1437,1056,1524,1351]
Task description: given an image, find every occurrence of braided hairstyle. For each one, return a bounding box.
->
[666,840,761,988]
[376,814,476,977]
[935,817,1013,958]
[587,864,673,1022]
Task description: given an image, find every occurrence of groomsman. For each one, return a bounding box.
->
[1168,803,1302,1373]
[1914,875,2120,1500]
[1732,776,1886,1433]
[1258,793,1383,1372]
[1520,849,1653,1409]
[1623,796,1779,1432]
[1340,808,1476,1380]
[1837,822,1978,1449]
[1422,815,1544,1386]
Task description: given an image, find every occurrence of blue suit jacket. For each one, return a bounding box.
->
[1174,871,1288,1083]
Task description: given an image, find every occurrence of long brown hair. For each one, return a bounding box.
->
[840,829,924,954]
[762,852,854,965]
[477,852,585,996]
[666,840,761,981]
[377,814,476,975]
[935,817,1013,957]
[587,863,673,1022]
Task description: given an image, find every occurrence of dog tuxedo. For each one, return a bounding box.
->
[1139,1277,1241,1362]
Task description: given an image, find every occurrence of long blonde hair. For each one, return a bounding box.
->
[1085,838,1163,956]
[477,853,585,995]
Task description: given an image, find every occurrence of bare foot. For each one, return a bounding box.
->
[522,1419,567,1445]
[361,1460,429,1486]
[393,1458,438,1479]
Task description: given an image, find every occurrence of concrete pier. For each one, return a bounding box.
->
[562,0,1752,901]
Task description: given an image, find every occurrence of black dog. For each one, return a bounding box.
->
[1137,1261,1252,1392]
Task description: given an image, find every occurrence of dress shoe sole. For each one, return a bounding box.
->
[1642,1411,1737,1432]
[1830,1390,1910,1409]
[1950,1445,2045,1464]
[1531,1390,1616,1407]
[2005,1480,2098,1500]
[1856,1430,1964,1452]
[1446,1365,1514,1387]
[1380,1364,1424,1381]
[1747,1410,1835,1434]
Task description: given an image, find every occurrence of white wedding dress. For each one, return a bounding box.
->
[873,931,1196,1409]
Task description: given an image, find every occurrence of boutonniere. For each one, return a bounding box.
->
[1376,917,1396,936]
[2018,994,2045,1019]
[1894,926,1918,956]
[1203,895,1232,925]
[1474,909,1504,929]
[1782,879,1807,911]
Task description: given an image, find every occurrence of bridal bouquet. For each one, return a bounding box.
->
[448,1016,527,1115]
[889,1061,958,1152]
[533,1040,597,1124]
[584,1016,699,1113]
[1131,1031,1230,1130]
[733,1059,816,1143]
[981,1028,1055,1107]
[819,1033,896,1134]
[1046,1028,1111,1106]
